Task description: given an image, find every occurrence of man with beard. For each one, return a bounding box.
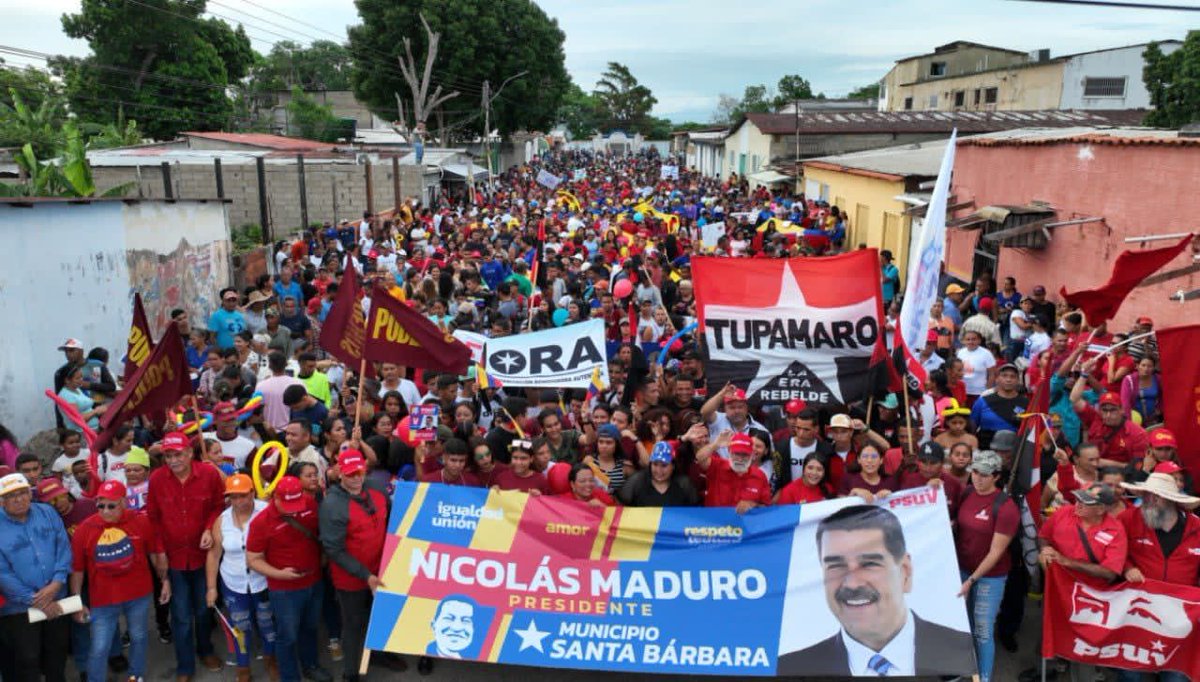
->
[776,504,975,676]
[1118,470,1200,582]
[695,431,771,513]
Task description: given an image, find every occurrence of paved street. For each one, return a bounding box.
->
[106,598,1054,682]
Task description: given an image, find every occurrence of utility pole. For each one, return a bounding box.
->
[480,71,527,190]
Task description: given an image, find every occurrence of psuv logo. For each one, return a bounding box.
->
[487,337,603,378]
[1070,583,1200,638]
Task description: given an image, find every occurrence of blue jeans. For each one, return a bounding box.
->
[1116,671,1190,682]
[321,570,341,640]
[169,567,215,675]
[220,580,276,667]
[269,583,322,682]
[88,596,150,682]
[71,610,121,672]
[963,571,1006,682]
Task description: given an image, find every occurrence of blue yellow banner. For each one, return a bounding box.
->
[365,483,975,677]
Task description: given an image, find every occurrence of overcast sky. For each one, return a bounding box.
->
[0,0,1193,122]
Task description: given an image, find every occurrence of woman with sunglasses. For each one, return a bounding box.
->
[465,439,506,488]
[493,440,548,494]
[204,474,276,682]
[935,400,978,452]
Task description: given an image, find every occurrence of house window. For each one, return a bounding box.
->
[930,61,947,77]
[984,87,998,104]
[1083,77,1127,97]
[973,89,981,106]
[953,91,965,108]
[927,94,938,109]
[903,97,913,111]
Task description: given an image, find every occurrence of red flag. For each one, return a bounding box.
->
[1060,234,1192,324]
[318,259,365,367]
[627,301,637,343]
[363,283,472,373]
[96,324,193,450]
[1042,563,1200,679]
[123,293,154,382]
[1157,324,1200,476]
[691,251,896,408]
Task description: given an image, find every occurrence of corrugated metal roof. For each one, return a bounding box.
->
[958,129,1198,147]
[181,131,336,152]
[738,109,1152,136]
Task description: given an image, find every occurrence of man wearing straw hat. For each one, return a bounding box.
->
[1113,470,1200,682]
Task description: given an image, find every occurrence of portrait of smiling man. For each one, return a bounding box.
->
[426,595,478,659]
[776,504,975,677]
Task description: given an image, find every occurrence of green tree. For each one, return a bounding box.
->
[740,84,774,114]
[0,120,133,198]
[1144,32,1200,128]
[59,0,254,139]
[85,119,145,149]
[348,0,569,136]
[593,62,657,134]
[848,82,881,100]
[0,87,64,159]
[1,60,63,115]
[556,81,603,139]
[250,40,354,91]
[773,74,815,108]
[286,86,342,141]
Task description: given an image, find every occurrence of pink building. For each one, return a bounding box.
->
[945,128,1200,331]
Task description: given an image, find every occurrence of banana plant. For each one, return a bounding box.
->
[0,119,134,198]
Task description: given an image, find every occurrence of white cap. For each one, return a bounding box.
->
[58,338,84,351]
[0,473,31,496]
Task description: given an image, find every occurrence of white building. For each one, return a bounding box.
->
[1059,42,1181,110]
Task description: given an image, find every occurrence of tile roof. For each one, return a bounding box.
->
[738,109,1151,136]
[181,131,336,152]
[957,130,1200,147]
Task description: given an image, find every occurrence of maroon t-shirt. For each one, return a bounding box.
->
[494,469,549,494]
[838,472,898,497]
[418,468,481,486]
[955,489,1020,576]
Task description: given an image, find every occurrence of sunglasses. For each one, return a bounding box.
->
[509,439,533,451]
[474,450,491,460]
[96,501,121,510]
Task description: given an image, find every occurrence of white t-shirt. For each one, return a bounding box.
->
[52,450,89,476]
[378,378,423,410]
[99,450,129,485]
[1008,309,1029,342]
[1024,331,1051,360]
[217,434,257,470]
[787,440,817,483]
[956,346,997,396]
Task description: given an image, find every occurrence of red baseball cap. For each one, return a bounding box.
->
[338,449,367,476]
[1150,429,1178,449]
[1097,392,1121,408]
[1155,461,1183,475]
[1136,316,1154,326]
[213,401,238,423]
[161,431,191,452]
[784,398,807,416]
[35,478,70,503]
[729,433,754,455]
[724,388,748,404]
[97,479,127,501]
[273,476,307,514]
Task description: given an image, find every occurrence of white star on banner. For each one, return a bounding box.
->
[513,619,550,653]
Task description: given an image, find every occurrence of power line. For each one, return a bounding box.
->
[1010,0,1200,9]
[2,81,239,127]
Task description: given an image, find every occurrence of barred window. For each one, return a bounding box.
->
[1083,77,1126,97]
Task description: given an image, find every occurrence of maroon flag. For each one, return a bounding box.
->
[1059,234,1192,324]
[123,292,155,382]
[99,324,193,434]
[1043,563,1200,679]
[318,259,365,367]
[363,283,471,374]
[1157,324,1200,476]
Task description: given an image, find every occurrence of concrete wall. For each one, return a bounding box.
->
[0,200,231,440]
[885,61,1064,112]
[91,160,427,237]
[884,45,1030,110]
[801,166,913,280]
[951,140,1200,331]
[1060,43,1179,110]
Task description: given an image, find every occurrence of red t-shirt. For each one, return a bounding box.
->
[494,469,549,494]
[955,490,1020,577]
[245,497,322,591]
[1039,505,1128,576]
[703,456,771,508]
[1099,354,1136,394]
[1055,464,1092,505]
[418,469,481,486]
[896,472,965,518]
[1078,405,1149,465]
[472,462,509,489]
[72,510,162,607]
[776,480,829,505]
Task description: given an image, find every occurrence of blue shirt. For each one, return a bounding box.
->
[942,296,964,327]
[881,263,900,301]
[185,344,210,371]
[0,503,71,616]
[480,260,510,292]
[57,387,97,431]
[274,280,303,306]
[208,308,247,350]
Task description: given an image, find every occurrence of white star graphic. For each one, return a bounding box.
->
[1152,640,1166,652]
[703,260,880,404]
[493,351,521,373]
[513,619,549,653]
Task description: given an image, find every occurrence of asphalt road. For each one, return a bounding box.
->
[95,597,1060,682]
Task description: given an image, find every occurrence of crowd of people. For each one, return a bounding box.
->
[0,148,1184,682]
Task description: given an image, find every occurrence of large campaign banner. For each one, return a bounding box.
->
[692,252,893,408]
[481,318,609,388]
[1043,563,1200,679]
[364,484,974,677]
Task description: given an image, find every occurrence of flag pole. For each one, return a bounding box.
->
[353,358,368,431]
[901,388,915,460]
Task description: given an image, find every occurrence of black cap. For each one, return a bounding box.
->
[1075,484,1117,506]
[917,442,945,463]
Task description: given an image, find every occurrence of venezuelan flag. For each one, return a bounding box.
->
[475,363,502,390]
[585,366,605,403]
[214,608,248,667]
